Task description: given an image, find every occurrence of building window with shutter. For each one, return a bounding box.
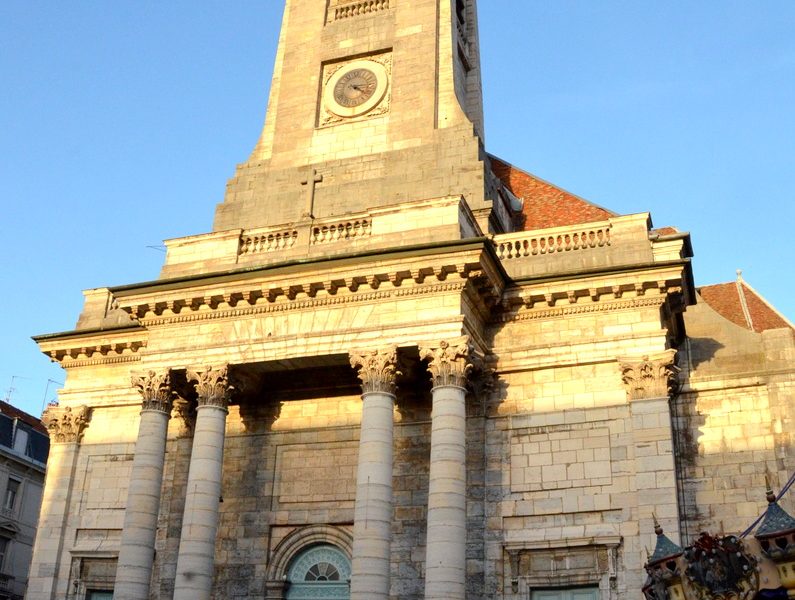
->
[3,479,20,512]
[0,537,9,573]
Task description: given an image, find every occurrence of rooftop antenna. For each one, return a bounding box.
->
[4,375,32,404]
[41,379,63,414]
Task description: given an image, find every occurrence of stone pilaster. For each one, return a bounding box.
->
[27,405,90,600]
[173,366,232,600]
[115,370,174,600]
[420,337,473,600]
[349,348,399,600]
[619,349,682,567]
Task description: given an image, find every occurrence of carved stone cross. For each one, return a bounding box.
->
[301,167,323,219]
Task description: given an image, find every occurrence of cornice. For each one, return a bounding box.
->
[139,290,394,326]
[125,264,487,325]
[509,258,691,286]
[499,292,669,324]
[32,323,144,342]
[38,334,148,369]
[59,354,142,370]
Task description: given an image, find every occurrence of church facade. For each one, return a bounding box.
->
[27,1,795,600]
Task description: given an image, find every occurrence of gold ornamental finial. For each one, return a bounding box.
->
[652,513,663,536]
[765,473,777,503]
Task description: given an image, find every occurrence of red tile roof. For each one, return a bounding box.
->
[490,155,616,230]
[652,226,679,236]
[698,279,794,333]
[0,400,48,435]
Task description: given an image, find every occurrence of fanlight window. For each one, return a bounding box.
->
[286,544,351,600]
[306,562,340,581]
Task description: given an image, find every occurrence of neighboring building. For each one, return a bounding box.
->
[27,2,795,600]
[0,402,49,600]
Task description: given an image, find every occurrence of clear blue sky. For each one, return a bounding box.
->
[2,2,794,418]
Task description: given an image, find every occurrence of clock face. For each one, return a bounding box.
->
[333,68,377,108]
[324,59,389,118]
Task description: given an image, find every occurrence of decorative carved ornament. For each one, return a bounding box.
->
[683,533,758,600]
[187,365,233,409]
[42,405,90,443]
[619,349,679,400]
[349,347,399,395]
[420,336,475,389]
[131,370,173,413]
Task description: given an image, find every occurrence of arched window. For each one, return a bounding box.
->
[285,544,351,600]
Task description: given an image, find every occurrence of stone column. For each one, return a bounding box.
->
[114,370,174,600]
[420,338,473,600]
[173,366,232,600]
[348,348,399,600]
[27,405,90,600]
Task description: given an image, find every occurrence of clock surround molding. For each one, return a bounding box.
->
[319,51,392,127]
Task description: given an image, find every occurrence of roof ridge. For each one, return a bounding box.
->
[735,271,755,331]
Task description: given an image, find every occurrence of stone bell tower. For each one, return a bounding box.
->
[213,0,514,236]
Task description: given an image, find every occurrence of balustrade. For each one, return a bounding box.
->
[312,219,371,245]
[331,0,390,21]
[493,224,611,260]
[239,229,298,255]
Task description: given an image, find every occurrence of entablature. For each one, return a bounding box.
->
[498,261,692,324]
[112,239,506,326]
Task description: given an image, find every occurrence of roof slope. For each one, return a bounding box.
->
[698,274,794,333]
[490,155,616,230]
[0,400,47,435]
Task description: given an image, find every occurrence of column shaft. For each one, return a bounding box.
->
[27,442,79,600]
[172,403,228,600]
[114,408,171,600]
[424,384,467,600]
[350,391,394,600]
[27,405,89,600]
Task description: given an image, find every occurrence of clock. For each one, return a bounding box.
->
[323,59,389,118]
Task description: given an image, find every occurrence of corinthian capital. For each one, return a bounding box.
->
[618,349,679,400]
[349,347,399,395]
[187,365,233,409]
[42,405,90,444]
[419,336,475,389]
[131,370,173,413]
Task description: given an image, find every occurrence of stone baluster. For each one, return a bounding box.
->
[348,347,399,600]
[420,337,473,600]
[173,366,232,600]
[27,405,90,600]
[114,370,174,600]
